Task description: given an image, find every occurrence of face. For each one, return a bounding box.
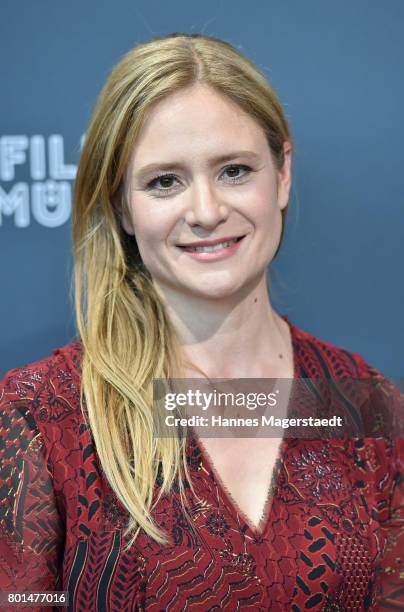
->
[122,84,291,301]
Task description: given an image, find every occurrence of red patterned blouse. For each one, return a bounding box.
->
[0,318,403,611]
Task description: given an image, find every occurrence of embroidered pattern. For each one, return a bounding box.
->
[0,324,402,610]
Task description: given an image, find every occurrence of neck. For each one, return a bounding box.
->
[155,274,293,379]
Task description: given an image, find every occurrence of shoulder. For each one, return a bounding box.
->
[287,317,378,379]
[288,318,403,477]
[0,341,84,440]
[288,316,403,440]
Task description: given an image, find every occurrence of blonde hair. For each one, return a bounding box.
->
[72,32,292,549]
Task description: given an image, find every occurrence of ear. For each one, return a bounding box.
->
[277,141,292,211]
[121,206,135,236]
[113,190,135,236]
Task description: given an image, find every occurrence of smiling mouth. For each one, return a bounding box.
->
[177,236,245,253]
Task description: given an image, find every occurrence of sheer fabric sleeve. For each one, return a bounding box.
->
[0,368,65,610]
[355,358,404,609]
[376,431,404,609]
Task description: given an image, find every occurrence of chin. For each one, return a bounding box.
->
[185,280,246,301]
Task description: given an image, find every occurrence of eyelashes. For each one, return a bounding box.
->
[145,164,253,197]
[147,174,179,193]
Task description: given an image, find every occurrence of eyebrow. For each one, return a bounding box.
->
[134,150,262,179]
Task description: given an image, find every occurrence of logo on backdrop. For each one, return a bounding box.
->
[0,134,84,228]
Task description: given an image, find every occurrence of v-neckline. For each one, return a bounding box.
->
[191,315,299,541]
[195,434,288,540]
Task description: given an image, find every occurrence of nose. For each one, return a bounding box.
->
[184,179,229,229]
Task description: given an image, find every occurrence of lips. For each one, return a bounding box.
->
[177,235,245,252]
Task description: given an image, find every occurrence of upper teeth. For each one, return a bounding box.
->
[187,238,239,252]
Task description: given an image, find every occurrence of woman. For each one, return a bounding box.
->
[0,33,402,611]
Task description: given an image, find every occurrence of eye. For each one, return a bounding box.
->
[146,173,181,195]
[221,164,252,183]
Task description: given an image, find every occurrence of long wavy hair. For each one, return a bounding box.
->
[72,32,292,549]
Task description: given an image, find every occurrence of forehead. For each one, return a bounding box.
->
[130,84,268,165]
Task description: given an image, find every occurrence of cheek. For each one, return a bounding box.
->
[128,196,173,245]
[246,178,278,223]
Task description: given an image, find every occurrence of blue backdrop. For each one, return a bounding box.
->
[1,0,403,378]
